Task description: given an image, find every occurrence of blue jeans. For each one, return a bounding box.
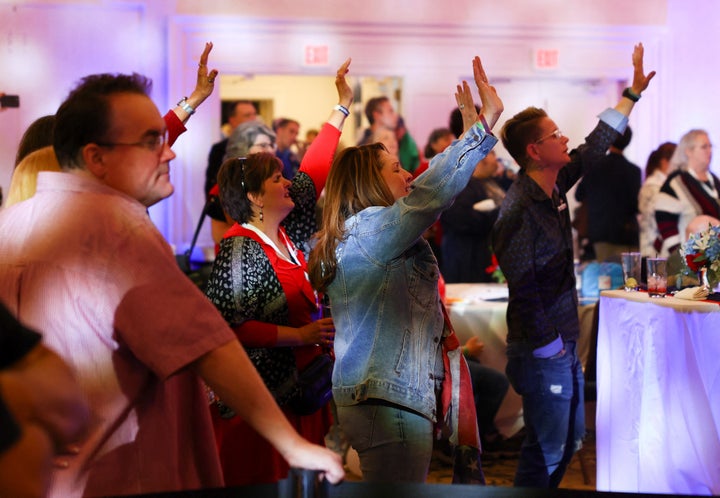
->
[505,341,585,488]
[337,401,433,482]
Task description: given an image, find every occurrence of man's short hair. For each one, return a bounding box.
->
[54,73,151,170]
[500,106,548,170]
[272,118,300,132]
[364,96,389,125]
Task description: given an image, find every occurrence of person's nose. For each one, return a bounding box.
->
[161,143,176,162]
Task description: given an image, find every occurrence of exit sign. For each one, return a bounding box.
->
[304,45,329,66]
[534,48,560,70]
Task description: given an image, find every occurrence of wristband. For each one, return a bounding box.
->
[479,114,490,133]
[177,97,195,115]
[334,104,350,117]
[622,87,640,103]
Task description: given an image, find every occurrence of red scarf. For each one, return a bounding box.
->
[439,303,485,485]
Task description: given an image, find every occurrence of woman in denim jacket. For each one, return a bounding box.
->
[308,56,503,483]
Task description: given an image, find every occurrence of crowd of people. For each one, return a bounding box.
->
[2,37,711,496]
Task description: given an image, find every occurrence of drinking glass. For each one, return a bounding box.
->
[646,257,668,298]
[621,252,642,291]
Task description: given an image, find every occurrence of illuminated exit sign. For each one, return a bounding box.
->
[304,45,329,66]
[534,48,560,70]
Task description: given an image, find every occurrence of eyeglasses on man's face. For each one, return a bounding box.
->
[535,129,564,144]
[96,130,168,153]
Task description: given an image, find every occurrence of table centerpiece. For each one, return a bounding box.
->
[680,223,720,291]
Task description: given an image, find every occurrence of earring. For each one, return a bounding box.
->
[259,208,264,222]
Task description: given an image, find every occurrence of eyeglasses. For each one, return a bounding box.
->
[535,129,564,144]
[96,130,168,153]
[252,141,276,152]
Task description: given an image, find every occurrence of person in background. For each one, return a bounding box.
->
[396,115,420,173]
[449,104,479,139]
[298,128,320,162]
[493,156,517,191]
[4,146,61,207]
[575,126,642,261]
[491,43,654,488]
[309,55,503,484]
[371,126,399,159]
[208,120,278,246]
[414,127,456,263]
[638,141,676,257]
[416,127,455,178]
[14,115,56,167]
[440,149,505,283]
[204,59,352,486]
[0,303,89,498]
[357,96,397,145]
[654,129,720,256]
[273,117,302,179]
[461,336,512,451]
[358,97,420,173]
[204,99,259,197]
[0,69,343,497]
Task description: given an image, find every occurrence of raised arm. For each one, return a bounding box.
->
[172,41,218,124]
[297,57,354,197]
[164,42,219,147]
[326,57,353,131]
[614,43,656,117]
[455,56,504,137]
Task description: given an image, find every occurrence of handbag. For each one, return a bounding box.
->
[287,350,334,416]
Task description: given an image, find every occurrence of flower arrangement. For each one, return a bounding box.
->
[485,253,506,284]
[680,223,720,288]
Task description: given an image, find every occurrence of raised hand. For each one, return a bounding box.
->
[454,80,479,134]
[472,56,503,130]
[630,42,656,96]
[194,41,219,102]
[335,57,353,108]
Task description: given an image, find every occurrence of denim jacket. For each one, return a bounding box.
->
[328,124,497,421]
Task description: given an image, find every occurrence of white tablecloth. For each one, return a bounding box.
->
[596,290,720,495]
[445,283,597,438]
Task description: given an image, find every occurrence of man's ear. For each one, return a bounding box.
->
[81,144,107,178]
[526,142,541,163]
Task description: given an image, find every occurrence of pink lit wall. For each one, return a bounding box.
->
[1,0,717,254]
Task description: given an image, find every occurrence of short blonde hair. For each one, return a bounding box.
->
[5,146,61,207]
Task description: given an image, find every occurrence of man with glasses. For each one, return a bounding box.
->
[491,44,655,488]
[0,73,343,497]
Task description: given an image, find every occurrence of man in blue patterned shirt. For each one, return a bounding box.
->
[491,43,655,488]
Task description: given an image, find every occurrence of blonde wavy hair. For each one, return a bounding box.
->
[5,146,61,207]
[308,143,394,292]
